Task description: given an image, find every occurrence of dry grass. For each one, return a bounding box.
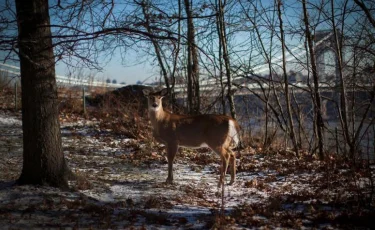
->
[0,75,20,110]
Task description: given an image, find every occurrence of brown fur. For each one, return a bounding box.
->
[144,88,240,187]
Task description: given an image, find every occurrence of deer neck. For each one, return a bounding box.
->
[149,106,168,126]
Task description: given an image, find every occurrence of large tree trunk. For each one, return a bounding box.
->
[15,0,69,188]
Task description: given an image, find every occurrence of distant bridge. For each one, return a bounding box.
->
[1,30,366,93]
[0,63,124,88]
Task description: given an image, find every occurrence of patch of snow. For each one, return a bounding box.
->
[1,110,374,229]
[0,113,21,126]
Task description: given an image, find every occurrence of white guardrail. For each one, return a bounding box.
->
[0,63,186,91]
[0,62,335,93]
[0,63,124,88]
[1,32,338,91]
[3,61,363,94]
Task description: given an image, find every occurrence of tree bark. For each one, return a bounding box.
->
[15,0,69,189]
[216,0,236,119]
[277,0,299,156]
[302,0,325,159]
[184,0,200,114]
[140,1,172,98]
[331,0,351,158]
[215,5,226,115]
[353,0,375,28]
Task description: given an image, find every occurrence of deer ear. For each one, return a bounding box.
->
[160,88,168,97]
[142,89,150,97]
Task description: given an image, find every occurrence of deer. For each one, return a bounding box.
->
[143,88,240,187]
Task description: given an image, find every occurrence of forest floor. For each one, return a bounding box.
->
[0,108,375,229]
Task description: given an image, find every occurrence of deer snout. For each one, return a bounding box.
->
[152,102,158,108]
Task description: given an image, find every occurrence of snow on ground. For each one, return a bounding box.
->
[0,111,22,126]
[0,109,374,229]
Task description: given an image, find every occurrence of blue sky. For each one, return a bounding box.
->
[0,0,300,85]
[55,53,155,85]
[2,0,356,85]
[0,0,158,85]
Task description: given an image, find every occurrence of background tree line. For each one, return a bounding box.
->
[0,0,374,188]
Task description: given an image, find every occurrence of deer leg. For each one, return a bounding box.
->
[166,143,178,184]
[217,147,230,188]
[228,148,236,185]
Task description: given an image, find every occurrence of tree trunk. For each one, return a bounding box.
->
[140,1,172,100]
[302,0,325,159]
[277,0,299,156]
[215,6,226,115]
[238,1,276,149]
[216,0,236,119]
[184,0,200,114]
[331,0,351,158]
[15,0,69,189]
[169,0,182,111]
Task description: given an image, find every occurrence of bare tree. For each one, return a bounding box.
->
[327,0,375,159]
[215,1,227,116]
[184,0,200,114]
[238,0,280,149]
[353,0,375,28]
[277,0,299,155]
[2,0,373,163]
[138,0,173,94]
[216,0,236,119]
[139,0,184,108]
[302,0,325,159]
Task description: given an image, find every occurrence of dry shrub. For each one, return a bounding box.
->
[0,72,13,90]
[56,85,152,140]
[0,88,16,109]
[0,76,21,110]
[190,151,217,165]
[86,85,150,116]
[84,86,170,164]
[58,87,85,114]
[59,97,83,114]
[241,125,280,150]
[93,94,150,139]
